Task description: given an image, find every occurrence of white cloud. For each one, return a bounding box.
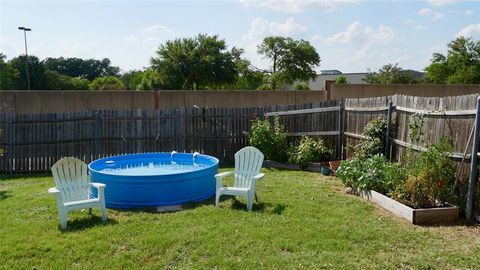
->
[245,17,307,39]
[456,23,480,39]
[325,21,394,45]
[419,8,432,16]
[418,8,443,20]
[427,0,458,6]
[415,25,428,30]
[143,37,162,43]
[465,9,473,15]
[144,24,172,34]
[238,0,360,13]
[124,35,139,42]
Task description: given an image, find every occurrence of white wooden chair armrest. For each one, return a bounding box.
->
[48,187,60,194]
[215,171,234,190]
[90,182,106,189]
[252,173,265,181]
[215,171,234,179]
[90,182,106,200]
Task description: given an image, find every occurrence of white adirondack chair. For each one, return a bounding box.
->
[215,146,265,211]
[48,157,107,229]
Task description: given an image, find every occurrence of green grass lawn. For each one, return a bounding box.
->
[1,168,479,269]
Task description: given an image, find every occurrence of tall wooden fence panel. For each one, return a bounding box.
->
[0,102,335,173]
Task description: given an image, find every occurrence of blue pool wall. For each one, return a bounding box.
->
[88,152,219,208]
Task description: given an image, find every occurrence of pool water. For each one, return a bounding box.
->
[100,162,208,176]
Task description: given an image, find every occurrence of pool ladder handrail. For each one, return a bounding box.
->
[193,152,200,166]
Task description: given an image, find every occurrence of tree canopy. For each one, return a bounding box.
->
[363,63,418,84]
[150,34,242,90]
[89,76,126,90]
[425,37,480,84]
[258,36,320,89]
[0,53,19,90]
[9,55,49,90]
[44,57,120,81]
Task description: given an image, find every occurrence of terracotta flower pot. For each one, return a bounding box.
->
[329,160,341,171]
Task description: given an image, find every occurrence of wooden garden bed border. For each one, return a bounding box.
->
[355,189,460,225]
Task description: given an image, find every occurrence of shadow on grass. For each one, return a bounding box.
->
[0,173,51,181]
[180,195,287,215]
[0,190,11,200]
[61,215,118,232]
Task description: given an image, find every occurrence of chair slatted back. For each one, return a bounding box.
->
[234,147,264,188]
[51,157,90,202]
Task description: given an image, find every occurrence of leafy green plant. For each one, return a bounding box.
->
[293,82,310,90]
[288,136,334,169]
[337,155,406,194]
[353,118,390,159]
[247,116,288,162]
[335,75,349,84]
[89,76,126,90]
[398,138,455,208]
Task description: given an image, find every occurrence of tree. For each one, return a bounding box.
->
[9,55,48,90]
[335,75,349,84]
[44,57,120,81]
[363,63,418,84]
[258,36,320,89]
[0,53,19,90]
[425,37,480,84]
[44,70,89,90]
[89,76,126,90]
[294,82,310,90]
[150,34,242,90]
[121,70,145,90]
[137,69,163,90]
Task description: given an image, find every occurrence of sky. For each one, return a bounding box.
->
[1,0,479,74]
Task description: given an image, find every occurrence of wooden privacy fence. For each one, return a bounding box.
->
[0,101,341,174]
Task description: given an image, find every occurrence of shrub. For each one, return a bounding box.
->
[335,75,349,84]
[288,136,334,169]
[89,76,126,90]
[256,83,272,90]
[353,118,389,159]
[293,82,310,90]
[397,138,455,208]
[337,155,406,195]
[247,116,288,162]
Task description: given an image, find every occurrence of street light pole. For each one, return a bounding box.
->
[18,27,32,90]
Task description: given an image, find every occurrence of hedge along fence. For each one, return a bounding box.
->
[0,94,479,217]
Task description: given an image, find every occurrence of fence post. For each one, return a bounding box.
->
[466,97,480,220]
[175,109,180,151]
[94,111,100,158]
[337,100,344,160]
[385,100,393,160]
[7,114,13,175]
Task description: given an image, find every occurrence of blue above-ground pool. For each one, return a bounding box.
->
[88,152,219,209]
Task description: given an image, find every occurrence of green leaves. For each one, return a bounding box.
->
[425,37,480,84]
[288,136,334,169]
[363,63,419,84]
[150,34,242,90]
[337,155,406,195]
[257,36,320,89]
[353,118,389,159]
[89,76,126,90]
[247,116,289,162]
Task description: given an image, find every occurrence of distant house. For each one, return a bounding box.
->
[283,70,369,91]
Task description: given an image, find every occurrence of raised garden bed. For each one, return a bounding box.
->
[355,189,460,225]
